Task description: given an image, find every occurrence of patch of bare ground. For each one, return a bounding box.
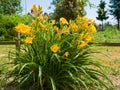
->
[3,77,15,90]
[91,46,120,90]
[0,54,6,57]
[108,75,120,90]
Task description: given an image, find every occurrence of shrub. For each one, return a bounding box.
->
[9,4,113,90]
[0,14,32,41]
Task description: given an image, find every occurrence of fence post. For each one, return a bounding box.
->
[15,32,20,64]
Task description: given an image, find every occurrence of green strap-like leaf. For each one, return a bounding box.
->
[19,62,37,74]
[38,66,42,88]
[50,77,56,90]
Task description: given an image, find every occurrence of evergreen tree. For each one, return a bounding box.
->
[96,0,109,30]
[52,0,88,21]
[0,0,22,14]
[109,0,120,30]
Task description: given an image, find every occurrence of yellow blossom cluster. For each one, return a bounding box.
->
[15,24,32,35]
[15,4,97,54]
[15,24,34,44]
[59,16,96,48]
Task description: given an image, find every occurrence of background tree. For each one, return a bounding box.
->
[96,0,109,30]
[0,0,22,14]
[109,0,120,30]
[52,0,88,21]
[51,0,63,5]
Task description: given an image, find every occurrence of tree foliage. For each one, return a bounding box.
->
[96,0,109,30]
[52,0,88,21]
[109,0,120,30]
[51,0,63,6]
[0,0,22,14]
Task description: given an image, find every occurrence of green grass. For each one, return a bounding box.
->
[91,46,120,63]
[93,26,120,43]
[0,45,15,88]
[0,45,15,64]
[90,45,120,89]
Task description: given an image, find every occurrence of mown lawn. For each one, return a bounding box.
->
[0,45,120,89]
[0,45,15,67]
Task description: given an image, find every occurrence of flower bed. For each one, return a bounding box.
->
[8,4,113,90]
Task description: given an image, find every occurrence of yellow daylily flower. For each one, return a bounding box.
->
[50,44,59,53]
[78,42,88,48]
[15,24,32,35]
[53,26,59,33]
[89,25,97,33]
[25,37,34,44]
[63,51,69,57]
[60,17,68,25]
[31,4,37,11]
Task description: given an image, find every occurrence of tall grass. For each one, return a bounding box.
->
[93,26,120,43]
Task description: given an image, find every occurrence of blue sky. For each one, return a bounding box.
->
[21,0,115,24]
[21,0,53,14]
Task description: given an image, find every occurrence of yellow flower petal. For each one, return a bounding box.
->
[78,42,87,48]
[39,23,46,29]
[63,51,69,57]
[15,24,32,35]
[50,44,59,53]
[60,17,68,25]
[89,25,97,33]
[25,37,33,44]
[53,26,59,33]
[31,4,37,11]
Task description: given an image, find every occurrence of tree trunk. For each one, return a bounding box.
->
[101,20,104,31]
[117,18,120,30]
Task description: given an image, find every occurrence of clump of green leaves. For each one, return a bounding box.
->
[8,4,114,90]
[0,14,32,41]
